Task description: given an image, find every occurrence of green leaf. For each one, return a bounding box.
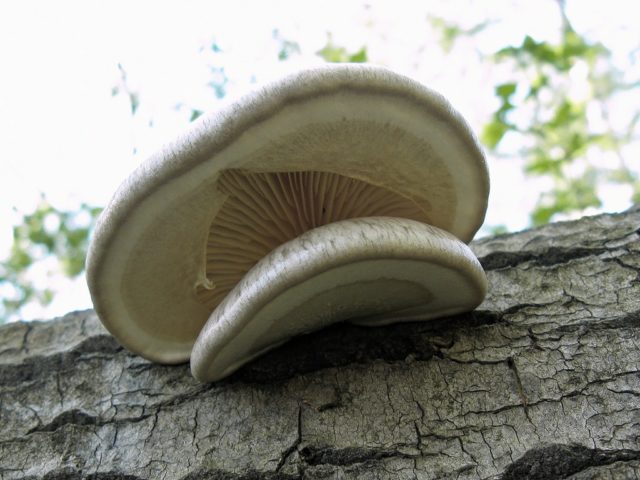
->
[632,183,640,204]
[525,154,563,177]
[41,289,54,305]
[527,74,549,98]
[487,224,509,236]
[6,247,33,271]
[129,93,140,115]
[608,168,637,184]
[348,47,368,63]
[317,38,367,63]
[429,15,491,53]
[429,16,462,52]
[481,120,510,149]
[532,172,601,225]
[273,29,301,61]
[207,66,228,99]
[496,83,517,99]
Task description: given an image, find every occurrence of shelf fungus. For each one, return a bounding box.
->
[86,64,490,382]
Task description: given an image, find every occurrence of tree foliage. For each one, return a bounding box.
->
[480,22,639,225]
[316,36,368,64]
[1,6,638,323]
[0,200,101,323]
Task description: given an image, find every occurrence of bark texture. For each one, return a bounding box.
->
[1,208,639,479]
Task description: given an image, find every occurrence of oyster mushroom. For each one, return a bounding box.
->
[191,217,486,382]
[86,64,489,381]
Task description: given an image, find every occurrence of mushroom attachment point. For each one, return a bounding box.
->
[86,64,490,382]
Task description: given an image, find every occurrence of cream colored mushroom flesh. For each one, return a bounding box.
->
[86,64,490,378]
[191,217,486,382]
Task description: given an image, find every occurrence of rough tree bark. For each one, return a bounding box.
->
[1,208,639,480]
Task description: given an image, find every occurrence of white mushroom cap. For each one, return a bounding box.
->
[191,217,486,382]
[86,64,489,365]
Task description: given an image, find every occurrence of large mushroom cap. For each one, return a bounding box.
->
[86,64,489,364]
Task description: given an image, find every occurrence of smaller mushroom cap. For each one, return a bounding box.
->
[191,217,487,382]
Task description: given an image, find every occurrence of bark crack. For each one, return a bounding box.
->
[275,405,302,473]
[501,444,640,480]
[507,356,531,422]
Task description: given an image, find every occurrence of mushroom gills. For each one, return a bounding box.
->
[196,169,432,310]
[191,217,486,382]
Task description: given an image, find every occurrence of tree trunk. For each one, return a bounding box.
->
[1,208,639,480]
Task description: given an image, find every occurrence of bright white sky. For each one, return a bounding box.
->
[0,0,638,321]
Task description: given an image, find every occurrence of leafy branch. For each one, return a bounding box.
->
[0,200,102,323]
[482,12,639,225]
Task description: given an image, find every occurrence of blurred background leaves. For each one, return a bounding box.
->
[481,20,639,225]
[1,0,637,323]
[1,201,102,322]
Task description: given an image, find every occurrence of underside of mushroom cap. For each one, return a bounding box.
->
[191,217,487,383]
[86,64,489,364]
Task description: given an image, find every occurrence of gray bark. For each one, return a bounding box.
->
[1,208,639,480]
